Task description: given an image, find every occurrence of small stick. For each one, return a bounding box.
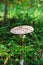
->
[4,54,13,65]
[4,55,10,65]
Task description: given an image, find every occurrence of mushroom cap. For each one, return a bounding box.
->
[10,25,34,34]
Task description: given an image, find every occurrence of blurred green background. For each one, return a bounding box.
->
[0,0,43,65]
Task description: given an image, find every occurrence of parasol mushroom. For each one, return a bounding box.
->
[10,25,34,65]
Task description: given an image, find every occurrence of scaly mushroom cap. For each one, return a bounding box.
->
[10,25,34,34]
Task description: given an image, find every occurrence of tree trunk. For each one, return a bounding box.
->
[4,0,7,26]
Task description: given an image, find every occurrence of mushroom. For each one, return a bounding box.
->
[10,25,34,65]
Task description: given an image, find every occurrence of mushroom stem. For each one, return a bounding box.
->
[22,34,25,59]
[20,34,26,65]
[22,34,25,46]
[21,35,24,59]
